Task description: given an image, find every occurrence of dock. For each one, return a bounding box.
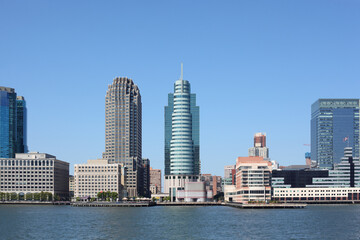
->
[226,202,307,209]
[71,202,155,207]
[156,202,221,206]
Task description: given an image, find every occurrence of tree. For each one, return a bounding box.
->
[213,192,224,202]
[10,192,17,200]
[25,193,33,201]
[110,192,118,202]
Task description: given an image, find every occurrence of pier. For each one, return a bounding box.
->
[71,202,155,207]
[156,202,221,206]
[226,202,307,209]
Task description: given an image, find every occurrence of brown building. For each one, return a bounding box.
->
[201,174,222,197]
[150,167,161,194]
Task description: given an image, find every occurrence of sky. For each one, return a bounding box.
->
[1,0,360,176]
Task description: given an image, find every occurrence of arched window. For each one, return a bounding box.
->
[31,160,34,166]
[46,160,49,166]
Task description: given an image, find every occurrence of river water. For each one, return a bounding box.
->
[0,204,359,239]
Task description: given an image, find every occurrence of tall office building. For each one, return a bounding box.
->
[248,132,269,159]
[103,77,143,197]
[16,96,27,153]
[0,87,27,158]
[311,99,360,169]
[164,65,200,197]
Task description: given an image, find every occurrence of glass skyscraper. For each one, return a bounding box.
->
[311,99,360,169]
[102,77,143,197]
[0,87,27,158]
[164,67,200,195]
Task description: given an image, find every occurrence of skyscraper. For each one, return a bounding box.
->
[16,96,27,153]
[103,77,142,197]
[164,65,200,197]
[0,87,27,158]
[248,132,269,159]
[311,99,360,169]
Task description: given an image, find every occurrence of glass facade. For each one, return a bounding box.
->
[16,96,27,153]
[0,87,27,158]
[311,99,360,169]
[164,79,200,176]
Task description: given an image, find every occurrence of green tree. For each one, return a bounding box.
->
[25,193,33,201]
[10,192,17,200]
[34,193,40,201]
[110,192,118,201]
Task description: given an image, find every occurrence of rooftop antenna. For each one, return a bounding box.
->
[180,62,183,80]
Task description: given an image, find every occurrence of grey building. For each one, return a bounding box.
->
[103,77,143,197]
[0,152,69,200]
[142,158,150,197]
[311,99,360,169]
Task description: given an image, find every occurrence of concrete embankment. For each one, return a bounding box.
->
[157,202,221,206]
[71,202,155,207]
[226,202,306,209]
[0,201,70,205]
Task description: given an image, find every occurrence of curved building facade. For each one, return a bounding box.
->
[164,69,200,197]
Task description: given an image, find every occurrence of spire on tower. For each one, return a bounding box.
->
[180,62,183,81]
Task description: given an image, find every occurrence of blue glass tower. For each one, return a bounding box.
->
[164,65,200,194]
[0,87,27,158]
[311,99,360,169]
[16,96,27,153]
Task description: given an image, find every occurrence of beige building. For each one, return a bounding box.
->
[74,159,126,199]
[234,156,272,203]
[0,152,69,200]
[150,167,161,194]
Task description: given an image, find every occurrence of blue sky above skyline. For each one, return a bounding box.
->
[1,1,360,176]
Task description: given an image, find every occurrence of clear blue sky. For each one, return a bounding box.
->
[1,1,360,176]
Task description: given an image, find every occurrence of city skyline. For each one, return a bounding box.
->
[1,1,360,176]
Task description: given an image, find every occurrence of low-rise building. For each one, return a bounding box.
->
[273,187,360,202]
[234,156,272,203]
[150,167,161,194]
[74,159,126,200]
[176,181,212,202]
[201,174,222,197]
[0,152,69,200]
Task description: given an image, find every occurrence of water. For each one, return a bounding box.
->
[0,205,360,239]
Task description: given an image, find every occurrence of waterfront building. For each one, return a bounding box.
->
[142,158,150,197]
[224,184,236,202]
[150,167,161,194]
[248,133,269,159]
[69,175,74,198]
[200,174,222,197]
[0,87,27,158]
[176,181,212,202]
[164,65,200,201]
[0,152,69,199]
[272,168,329,188]
[311,99,360,169]
[234,156,272,203]
[224,165,236,186]
[272,187,360,202]
[102,77,143,197]
[74,159,126,199]
[310,147,360,188]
